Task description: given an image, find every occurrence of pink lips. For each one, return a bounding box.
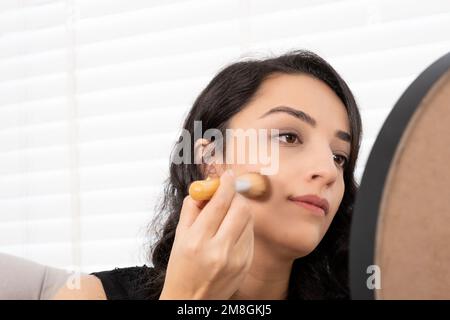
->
[289,194,330,216]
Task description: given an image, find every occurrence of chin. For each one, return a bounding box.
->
[252,202,329,258]
[258,221,325,259]
[287,233,323,258]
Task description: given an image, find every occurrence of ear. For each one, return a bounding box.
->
[194,138,226,179]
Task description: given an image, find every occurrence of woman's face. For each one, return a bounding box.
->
[223,73,351,259]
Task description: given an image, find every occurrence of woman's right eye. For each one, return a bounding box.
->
[276,132,301,144]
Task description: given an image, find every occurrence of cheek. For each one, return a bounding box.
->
[223,130,281,176]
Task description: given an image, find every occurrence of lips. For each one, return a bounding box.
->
[288,194,330,215]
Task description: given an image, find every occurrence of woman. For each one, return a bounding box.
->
[53,50,362,300]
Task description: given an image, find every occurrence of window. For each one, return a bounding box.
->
[1,0,449,273]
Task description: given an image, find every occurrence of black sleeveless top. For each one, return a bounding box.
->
[91,265,156,300]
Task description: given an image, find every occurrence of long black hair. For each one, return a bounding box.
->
[145,50,362,300]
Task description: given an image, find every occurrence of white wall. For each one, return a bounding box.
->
[0,0,449,273]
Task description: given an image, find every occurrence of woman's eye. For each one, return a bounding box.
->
[277,133,300,144]
[334,154,348,168]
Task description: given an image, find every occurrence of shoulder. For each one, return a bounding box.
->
[90,265,156,300]
[52,274,107,300]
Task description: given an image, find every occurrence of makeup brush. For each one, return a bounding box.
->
[189,172,269,201]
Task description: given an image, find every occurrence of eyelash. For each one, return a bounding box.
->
[275,132,349,169]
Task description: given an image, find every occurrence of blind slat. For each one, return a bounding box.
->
[0,161,168,198]
[3,12,450,83]
[0,189,162,223]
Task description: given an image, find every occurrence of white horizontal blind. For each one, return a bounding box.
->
[0,0,449,273]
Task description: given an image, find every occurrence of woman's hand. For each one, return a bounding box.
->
[159,170,254,300]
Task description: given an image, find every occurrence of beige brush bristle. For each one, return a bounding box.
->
[234,172,269,197]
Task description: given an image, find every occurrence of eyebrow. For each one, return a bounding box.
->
[259,105,351,144]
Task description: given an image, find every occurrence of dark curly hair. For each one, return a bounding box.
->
[144,49,362,300]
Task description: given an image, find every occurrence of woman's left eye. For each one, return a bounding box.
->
[277,133,300,144]
[334,154,348,168]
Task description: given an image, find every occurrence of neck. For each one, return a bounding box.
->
[229,237,294,300]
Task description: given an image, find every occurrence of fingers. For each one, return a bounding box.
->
[191,170,236,237]
[177,196,206,231]
[234,217,254,260]
[213,194,251,247]
[232,219,254,272]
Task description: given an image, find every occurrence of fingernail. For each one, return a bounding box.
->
[227,169,234,177]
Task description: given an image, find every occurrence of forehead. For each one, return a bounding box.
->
[230,73,350,133]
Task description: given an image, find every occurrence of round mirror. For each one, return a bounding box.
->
[350,52,450,299]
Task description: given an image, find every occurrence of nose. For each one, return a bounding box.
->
[305,147,339,187]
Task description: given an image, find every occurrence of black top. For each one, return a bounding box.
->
[91,265,156,300]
